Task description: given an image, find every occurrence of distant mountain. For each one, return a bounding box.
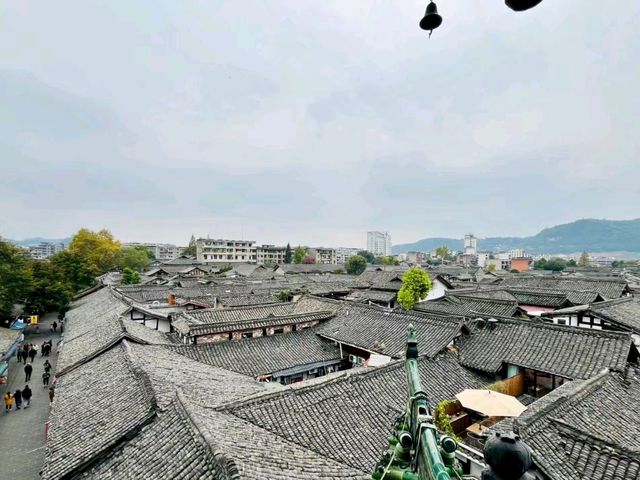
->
[9,237,71,247]
[392,219,640,255]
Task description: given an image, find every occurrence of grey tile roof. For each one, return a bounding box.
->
[500,276,629,299]
[344,289,398,303]
[187,311,335,337]
[167,329,341,378]
[78,396,224,480]
[182,303,296,325]
[315,303,463,358]
[124,341,274,409]
[414,295,520,317]
[188,402,370,479]
[42,344,157,480]
[506,289,571,308]
[509,369,640,480]
[222,352,490,473]
[458,317,634,379]
[590,296,640,333]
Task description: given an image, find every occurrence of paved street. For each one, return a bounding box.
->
[0,312,61,479]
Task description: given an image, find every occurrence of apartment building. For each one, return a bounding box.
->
[256,245,287,265]
[335,247,361,265]
[29,242,65,260]
[123,242,182,261]
[308,247,337,265]
[197,238,257,263]
[367,231,391,257]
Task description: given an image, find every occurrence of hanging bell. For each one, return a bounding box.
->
[419,1,442,36]
[505,0,543,11]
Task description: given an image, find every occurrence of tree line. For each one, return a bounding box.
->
[0,228,154,321]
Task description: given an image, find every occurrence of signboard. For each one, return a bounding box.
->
[30,315,38,325]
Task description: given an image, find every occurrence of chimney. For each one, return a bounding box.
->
[168,293,176,306]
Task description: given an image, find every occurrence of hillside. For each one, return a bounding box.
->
[392,219,640,255]
[8,237,71,247]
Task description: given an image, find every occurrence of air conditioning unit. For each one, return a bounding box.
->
[348,354,357,364]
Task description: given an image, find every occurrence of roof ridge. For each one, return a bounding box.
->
[514,370,609,434]
[551,418,640,458]
[173,392,243,479]
[121,340,159,413]
[488,316,633,339]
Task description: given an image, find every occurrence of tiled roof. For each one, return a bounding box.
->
[500,276,628,299]
[414,295,520,318]
[181,303,296,325]
[189,402,370,479]
[124,341,273,409]
[506,289,570,308]
[315,303,463,358]
[78,398,223,480]
[188,311,335,336]
[167,329,341,378]
[590,296,640,333]
[222,352,490,473]
[42,345,157,480]
[458,317,633,379]
[510,369,640,480]
[344,289,398,303]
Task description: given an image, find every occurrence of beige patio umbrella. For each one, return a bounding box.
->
[455,389,527,417]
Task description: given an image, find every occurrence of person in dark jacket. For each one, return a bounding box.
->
[22,385,32,408]
[22,345,29,364]
[43,360,51,374]
[52,321,58,332]
[48,387,55,406]
[24,363,32,382]
[42,370,50,387]
[13,389,22,410]
[28,346,37,363]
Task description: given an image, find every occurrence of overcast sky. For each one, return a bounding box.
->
[1,1,639,248]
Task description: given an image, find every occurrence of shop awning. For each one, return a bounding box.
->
[455,389,526,417]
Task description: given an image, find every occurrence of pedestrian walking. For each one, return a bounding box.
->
[48,387,55,406]
[4,392,13,412]
[13,389,22,410]
[53,321,58,332]
[16,348,23,364]
[22,345,29,364]
[42,370,50,387]
[24,363,33,382]
[43,360,52,374]
[22,385,32,408]
[60,323,64,334]
[28,346,36,363]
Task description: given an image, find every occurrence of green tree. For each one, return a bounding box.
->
[383,256,400,266]
[0,242,31,321]
[486,263,496,272]
[533,258,548,270]
[398,268,433,310]
[50,251,96,292]
[183,235,197,257]
[545,258,567,272]
[121,267,141,285]
[435,246,451,261]
[578,251,590,267]
[293,246,306,264]
[345,255,367,275]
[276,290,293,302]
[357,250,375,263]
[117,247,151,272]
[284,243,292,264]
[67,228,121,275]
[566,259,577,267]
[25,261,73,315]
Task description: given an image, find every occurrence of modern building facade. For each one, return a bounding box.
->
[464,234,478,256]
[197,238,257,263]
[123,242,182,261]
[335,247,361,265]
[367,231,391,257]
[29,242,65,260]
[256,245,287,265]
[308,247,337,265]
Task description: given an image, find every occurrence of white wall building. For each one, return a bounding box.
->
[308,247,337,265]
[256,245,287,265]
[335,247,361,265]
[197,238,257,263]
[464,234,478,256]
[123,242,182,261]
[29,242,65,260]
[367,231,392,257]
[476,252,489,268]
[508,249,526,259]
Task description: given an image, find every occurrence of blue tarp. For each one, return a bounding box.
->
[10,319,26,330]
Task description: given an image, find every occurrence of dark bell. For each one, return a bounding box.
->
[505,0,543,11]
[482,433,533,480]
[419,1,442,34]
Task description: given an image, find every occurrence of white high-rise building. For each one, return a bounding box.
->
[464,234,478,256]
[367,231,392,257]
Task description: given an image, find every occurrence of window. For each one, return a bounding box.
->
[241,332,253,339]
[273,327,284,334]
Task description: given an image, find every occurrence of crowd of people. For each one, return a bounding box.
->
[2,319,61,414]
